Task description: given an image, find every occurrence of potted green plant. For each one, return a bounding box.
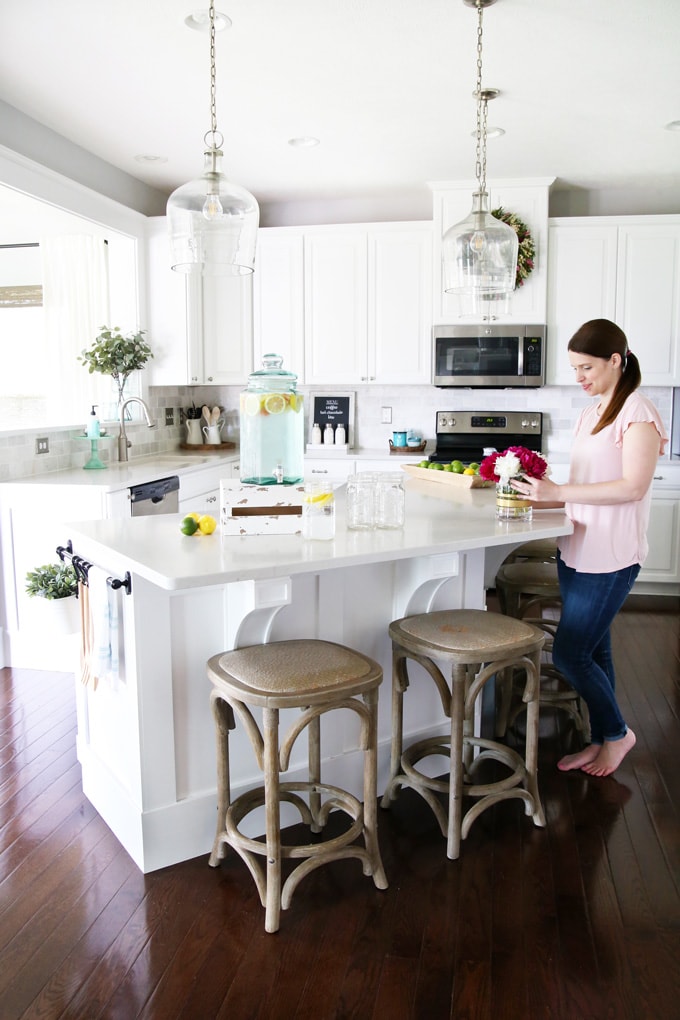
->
[25,562,79,635]
[26,562,78,600]
[78,325,153,406]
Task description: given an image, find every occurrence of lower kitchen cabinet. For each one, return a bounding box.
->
[636,489,680,592]
[178,459,240,516]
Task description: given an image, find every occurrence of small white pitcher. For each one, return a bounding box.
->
[186,419,202,444]
[202,422,223,445]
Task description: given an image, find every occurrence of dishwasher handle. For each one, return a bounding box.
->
[129,475,180,504]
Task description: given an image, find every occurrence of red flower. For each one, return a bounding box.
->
[479,445,548,483]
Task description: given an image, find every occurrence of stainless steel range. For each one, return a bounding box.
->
[430,410,543,464]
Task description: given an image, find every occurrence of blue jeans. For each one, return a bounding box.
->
[553,553,640,745]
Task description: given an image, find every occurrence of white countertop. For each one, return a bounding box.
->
[65,479,573,591]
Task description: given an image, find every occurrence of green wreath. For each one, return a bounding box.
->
[491,206,536,288]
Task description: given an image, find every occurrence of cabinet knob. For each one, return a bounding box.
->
[207,376,213,382]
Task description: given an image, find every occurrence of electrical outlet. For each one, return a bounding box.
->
[165,407,175,426]
[35,437,49,454]
[381,406,392,425]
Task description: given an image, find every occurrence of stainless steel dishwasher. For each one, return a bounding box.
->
[129,475,180,516]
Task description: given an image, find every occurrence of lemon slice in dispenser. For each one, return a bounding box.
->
[264,393,286,415]
[243,393,262,416]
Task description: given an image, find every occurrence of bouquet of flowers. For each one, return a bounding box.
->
[480,446,549,486]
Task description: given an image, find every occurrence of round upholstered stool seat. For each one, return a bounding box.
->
[381,609,546,860]
[503,537,558,565]
[494,561,590,741]
[207,639,388,933]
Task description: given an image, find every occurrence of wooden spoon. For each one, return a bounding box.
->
[211,406,221,423]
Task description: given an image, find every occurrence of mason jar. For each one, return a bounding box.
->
[346,472,378,530]
[376,472,405,529]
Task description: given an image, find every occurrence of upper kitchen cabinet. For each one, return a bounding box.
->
[253,222,433,386]
[253,230,305,378]
[430,179,554,325]
[546,216,680,386]
[146,216,253,386]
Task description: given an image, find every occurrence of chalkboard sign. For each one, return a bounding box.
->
[308,391,355,447]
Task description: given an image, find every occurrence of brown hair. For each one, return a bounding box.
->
[567,318,641,433]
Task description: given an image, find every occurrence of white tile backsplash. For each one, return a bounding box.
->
[0,383,673,482]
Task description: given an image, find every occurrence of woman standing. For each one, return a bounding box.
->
[514,319,668,777]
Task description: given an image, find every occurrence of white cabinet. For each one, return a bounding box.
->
[254,222,432,386]
[546,216,680,386]
[253,231,305,376]
[636,489,680,591]
[304,457,356,488]
[178,460,239,516]
[431,179,553,325]
[146,217,253,386]
[546,223,618,384]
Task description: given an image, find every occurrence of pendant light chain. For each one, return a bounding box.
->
[206,0,222,150]
[474,1,488,195]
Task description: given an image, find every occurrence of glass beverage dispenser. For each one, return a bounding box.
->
[239,354,304,484]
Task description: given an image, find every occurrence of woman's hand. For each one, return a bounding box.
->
[512,475,564,505]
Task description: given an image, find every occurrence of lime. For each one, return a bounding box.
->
[451,460,464,474]
[418,460,430,469]
[198,514,217,535]
[431,462,444,470]
[180,516,199,536]
[468,462,480,472]
[443,464,454,471]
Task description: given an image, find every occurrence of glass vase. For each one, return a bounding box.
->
[496,480,532,521]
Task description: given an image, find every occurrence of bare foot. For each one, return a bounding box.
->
[557,745,601,772]
[581,729,636,777]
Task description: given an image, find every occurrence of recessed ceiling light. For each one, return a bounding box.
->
[288,136,321,149]
[665,120,680,132]
[470,127,505,139]
[184,10,231,31]
[134,154,169,164]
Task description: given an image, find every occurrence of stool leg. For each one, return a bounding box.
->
[523,650,546,828]
[362,687,388,889]
[209,691,233,868]
[308,711,322,832]
[263,706,282,933]
[447,663,467,860]
[381,648,406,808]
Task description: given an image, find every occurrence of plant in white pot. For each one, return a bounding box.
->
[78,325,153,407]
[25,562,80,635]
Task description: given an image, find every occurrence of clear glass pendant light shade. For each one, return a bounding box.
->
[167,146,259,276]
[442,190,518,297]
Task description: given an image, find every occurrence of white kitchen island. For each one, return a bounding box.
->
[63,479,572,872]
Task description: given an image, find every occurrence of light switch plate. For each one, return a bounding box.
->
[381,406,392,424]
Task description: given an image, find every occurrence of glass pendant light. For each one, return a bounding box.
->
[167,1,259,275]
[442,0,518,316]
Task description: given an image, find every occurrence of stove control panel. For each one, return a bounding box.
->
[436,411,542,435]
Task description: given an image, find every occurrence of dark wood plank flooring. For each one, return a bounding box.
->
[1,595,679,1019]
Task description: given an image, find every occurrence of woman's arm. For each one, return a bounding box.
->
[515,421,661,506]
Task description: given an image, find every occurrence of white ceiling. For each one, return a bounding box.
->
[1,0,679,219]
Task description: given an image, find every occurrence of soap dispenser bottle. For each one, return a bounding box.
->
[86,405,101,439]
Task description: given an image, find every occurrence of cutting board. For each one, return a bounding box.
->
[401,464,493,489]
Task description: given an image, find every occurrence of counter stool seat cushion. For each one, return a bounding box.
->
[207,639,388,933]
[381,609,546,860]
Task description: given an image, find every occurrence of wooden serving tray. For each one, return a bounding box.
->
[179,441,236,452]
[389,440,427,454]
[401,464,493,489]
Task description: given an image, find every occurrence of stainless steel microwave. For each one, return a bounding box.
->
[433,324,546,388]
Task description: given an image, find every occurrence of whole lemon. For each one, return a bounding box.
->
[198,514,217,535]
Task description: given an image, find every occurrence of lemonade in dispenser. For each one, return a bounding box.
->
[239,354,304,484]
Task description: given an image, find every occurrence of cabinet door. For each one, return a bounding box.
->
[637,494,680,584]
[253,231,305,379]
[146,217,196,384]
[546,223,618,384]
[616,224,680,384]
[201,275,253,385]
[304,232,368,384]
[368,226,432,384]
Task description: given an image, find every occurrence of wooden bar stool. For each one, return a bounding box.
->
[494,562,590,740]
[502,537,558,566]
[207,639,388,933]
[381,609,546,860]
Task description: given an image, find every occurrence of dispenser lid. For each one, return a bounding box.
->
[247,353,298,392]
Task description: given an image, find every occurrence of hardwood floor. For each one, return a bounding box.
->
[1,596,679,1019]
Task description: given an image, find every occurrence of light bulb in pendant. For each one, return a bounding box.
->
[202,192,224,220]
[469,231,487,257]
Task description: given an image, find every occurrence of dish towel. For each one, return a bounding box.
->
[79,579,95,688]
[87,566,120,688]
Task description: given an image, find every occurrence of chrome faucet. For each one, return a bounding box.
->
[118,397,157,461]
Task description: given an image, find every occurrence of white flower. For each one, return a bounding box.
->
[495,451,522,484]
